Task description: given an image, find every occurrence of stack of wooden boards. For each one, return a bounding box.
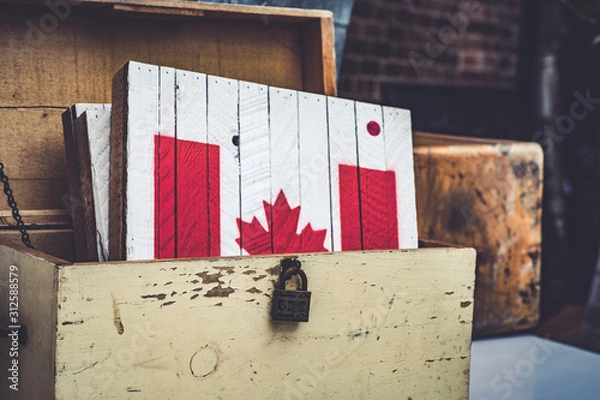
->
[0,0,338,263]
[64,61,419,261]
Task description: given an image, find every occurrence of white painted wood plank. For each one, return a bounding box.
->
[207,76,241,256]
[155,66,177,259]
[355,101,385,171]
[268,87,301,254]
[298,92,332,252]
[83,104,111,262]
[175,69,210,258]
[175,70,207,143]
[239,82,271,255]
[327,97,359,251]
[125,62,159,260]
[355,101,391,250]
[382,106,418,248]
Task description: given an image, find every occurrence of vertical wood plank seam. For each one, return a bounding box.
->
[205,75,212,256]
[173,70,179,258]
[236,81,242,253]
[295,90,302,238]
[122,68,130,260]
[378,105,392,248]
[266,86,274,253]
[156,67,162,258]
[352,100,364,250]
[324,96,334,251]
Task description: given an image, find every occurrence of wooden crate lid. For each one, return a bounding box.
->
[2,0,334,20]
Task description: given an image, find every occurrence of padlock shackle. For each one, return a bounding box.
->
[278,267,308,291]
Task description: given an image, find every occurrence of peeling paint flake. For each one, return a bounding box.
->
[204,285,235,298]
[112,294,125,335]
[213,266,235,275]
[266,265,281,276]
[197,271,224,284]
[62,320,84,326]
[141,293,167,301]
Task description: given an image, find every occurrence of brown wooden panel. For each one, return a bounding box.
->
[0,179,69,212]
[414,131,514,147]
[301,18,337,97]
[0,209,70,227]
[0,107,67,180]
[0,229,75,262]
[0,4,332,107]
[414,136,543,336]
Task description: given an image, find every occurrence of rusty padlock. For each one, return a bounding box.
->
[271,260,311,322]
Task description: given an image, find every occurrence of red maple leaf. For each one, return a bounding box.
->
[236,190,328,255]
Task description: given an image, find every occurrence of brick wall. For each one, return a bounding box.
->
[338,0,522,103]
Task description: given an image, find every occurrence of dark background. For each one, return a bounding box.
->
[337,0,600,325]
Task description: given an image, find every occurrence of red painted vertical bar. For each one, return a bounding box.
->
[386,170,399,249]
[154,134,176,259]
[339,164,362,251]
[360,167,393,250]
[176,138,210,258]
[154,135,160,258]
[207,144,221,257]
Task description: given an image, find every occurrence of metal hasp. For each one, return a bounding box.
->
[271,258,312,322]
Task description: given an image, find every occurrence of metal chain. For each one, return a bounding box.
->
[0,162,34,249]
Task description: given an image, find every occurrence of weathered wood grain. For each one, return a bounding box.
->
[298,92,332,251]
[327,98,360,251]
[0,241,475,399]
[413,133,543,335]
[175,70,210,258]
[0,0,336,263]
[84,105,112,261]
[207,76,241,257]
[383,108,417,249]
[355,102,389,250]
[268,87,302,254]
[0,240,61,400]
[155,67,177,259]
[109,65,130,261]
[0,229,75,263]
[62,104,111,262]
[62,106,91,262]
[112,61,416,260]
[0,1,334,108]
[239,82,271,255]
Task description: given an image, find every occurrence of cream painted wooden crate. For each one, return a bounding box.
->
[0,241,475,399]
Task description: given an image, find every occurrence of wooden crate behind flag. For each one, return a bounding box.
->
[110,61,418,260]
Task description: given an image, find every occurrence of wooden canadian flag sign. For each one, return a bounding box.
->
[110,61,417,261]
